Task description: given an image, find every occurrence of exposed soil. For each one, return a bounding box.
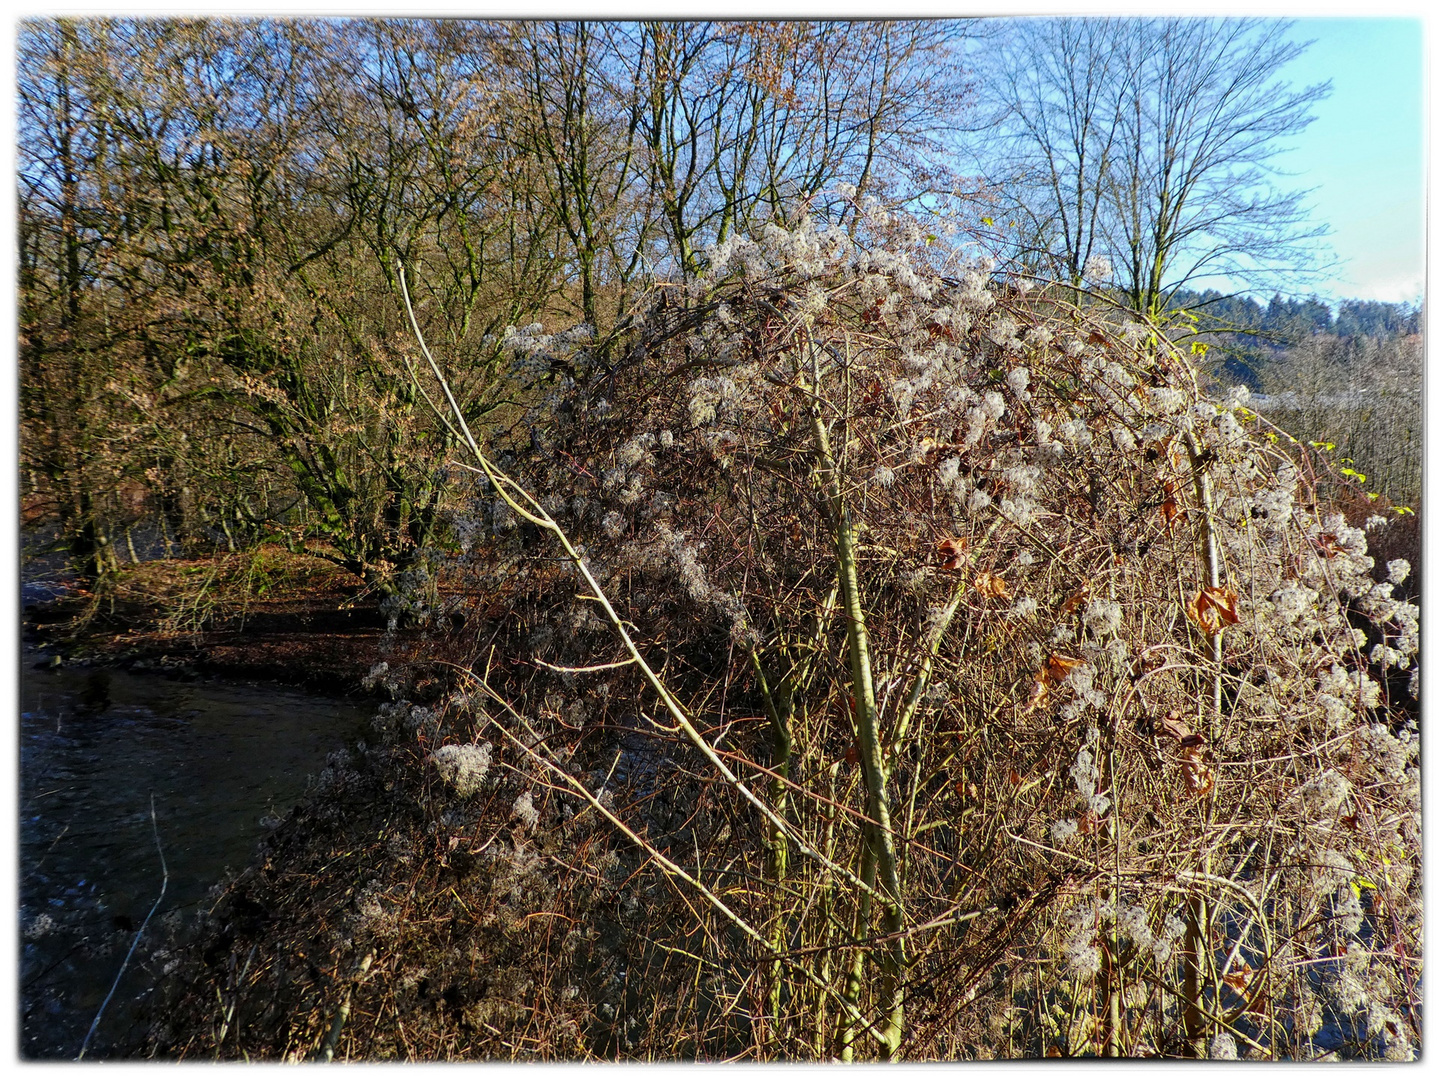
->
[23,548,408,698]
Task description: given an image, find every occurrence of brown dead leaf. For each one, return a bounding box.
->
[1201,585,1241,625]
[1058,583,1090,616]
[1022,653,1083,716]
[1022,677,1050,714]
[973,570,1011,599]
[1181,745,1214,796]
[1186,585,1242,635]
[1184,595,1205,629]
[1022,652,1085,713]
[1046,652,1084,683]
[937,536,970,571]
[1157,709,1205,747]
[1222,964,1255,993]
[1161,480,1186,529]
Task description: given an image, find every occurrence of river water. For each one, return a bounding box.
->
[18,640,374,1059]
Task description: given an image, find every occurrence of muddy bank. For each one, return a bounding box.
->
[22,552,419,699]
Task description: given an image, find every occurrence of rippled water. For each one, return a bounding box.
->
[19,648,373,1059]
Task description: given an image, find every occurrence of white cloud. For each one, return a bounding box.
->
[1337,272,1425,305]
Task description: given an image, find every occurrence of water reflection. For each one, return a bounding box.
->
[19,650,373,1059]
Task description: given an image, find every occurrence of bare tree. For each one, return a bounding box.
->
[18,18,564,598]
[19,18,146,576]
[617,20,972,281]
[1260,330,1423,507]
[977,17,1331,316]
[974,18,1132,288]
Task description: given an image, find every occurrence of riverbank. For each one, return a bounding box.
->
[22,547,425,699]
[118,706,642,1062]
[20,547,627,1061]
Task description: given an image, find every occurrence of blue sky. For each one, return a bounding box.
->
[1276,18,1424,306]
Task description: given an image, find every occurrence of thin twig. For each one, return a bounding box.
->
[77,794,168,1060]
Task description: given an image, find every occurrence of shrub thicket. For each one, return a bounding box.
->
[144,209,1420,1061]
[401,207,1421,1059]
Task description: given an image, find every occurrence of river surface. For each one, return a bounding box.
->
[18,642,374,1059]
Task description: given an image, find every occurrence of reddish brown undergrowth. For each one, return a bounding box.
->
[25,546,396,696]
